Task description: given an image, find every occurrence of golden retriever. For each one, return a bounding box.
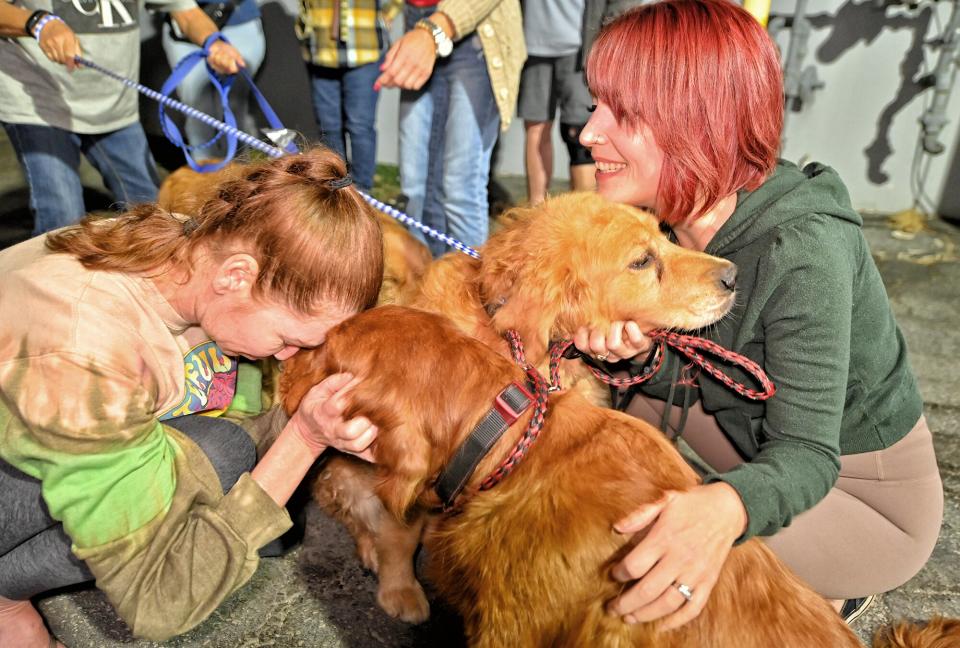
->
[279,306,891,647]
[289,192,741,622]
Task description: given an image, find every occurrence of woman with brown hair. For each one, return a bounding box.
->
[0,148,384,646]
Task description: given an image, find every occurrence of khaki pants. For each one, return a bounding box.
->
[626,395,944,599]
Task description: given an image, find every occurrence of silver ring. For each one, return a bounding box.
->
[675,582,694,602]
[596,353,608,362]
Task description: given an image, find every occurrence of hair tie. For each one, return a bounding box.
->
[327,175,354,191]
[181,217,200,236]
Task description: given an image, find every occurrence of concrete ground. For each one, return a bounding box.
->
[1,136,959,647]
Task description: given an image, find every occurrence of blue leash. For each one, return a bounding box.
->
[159,32,298,173]
[73,55,481,259]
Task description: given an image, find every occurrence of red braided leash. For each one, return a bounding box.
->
[550,330,776,401]
[479,331,551,491]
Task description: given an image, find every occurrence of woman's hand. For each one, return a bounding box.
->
[287,373,378,461]
[38,19,82,71]
[607,483,748,631]
[206,39,245,75]
[374,28,437,91]
[573,321,652,363]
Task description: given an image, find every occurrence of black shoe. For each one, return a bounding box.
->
[840,594,876,625]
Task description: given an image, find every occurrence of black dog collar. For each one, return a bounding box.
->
[435,382,534,508]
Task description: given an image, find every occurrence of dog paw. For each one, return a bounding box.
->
[377,583,430,624]
[356,534,379,573]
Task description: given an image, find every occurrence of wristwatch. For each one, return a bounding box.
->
[415,19,453,58]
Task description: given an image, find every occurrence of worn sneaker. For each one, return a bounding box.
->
[840,594,877,625]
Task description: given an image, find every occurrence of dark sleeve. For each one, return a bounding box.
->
[703,222,855,540]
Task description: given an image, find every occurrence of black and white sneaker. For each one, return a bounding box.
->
[840,594,877,625]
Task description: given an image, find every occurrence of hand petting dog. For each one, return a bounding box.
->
[607,482,748,630]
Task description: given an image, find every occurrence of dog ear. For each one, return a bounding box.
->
[374,424,434,521]
[480,205,587,360]
[277,349,329,416]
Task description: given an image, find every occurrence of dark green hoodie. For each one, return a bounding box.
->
[632,160,923,540]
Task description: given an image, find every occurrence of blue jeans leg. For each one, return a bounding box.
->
[399,83,435,242]
[2,121,86,235]
[341,60,382,191]
[397,4,497,257]
[310,65,347,161]
[439,35,499,252]
[80,122,160,208]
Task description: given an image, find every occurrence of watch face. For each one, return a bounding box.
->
[438,38,453,57]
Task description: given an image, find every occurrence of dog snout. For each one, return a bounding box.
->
[716,263,737,292]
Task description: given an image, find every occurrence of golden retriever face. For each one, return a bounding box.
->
[479,192,737,344]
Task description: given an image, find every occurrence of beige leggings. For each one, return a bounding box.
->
[626,395,944,599]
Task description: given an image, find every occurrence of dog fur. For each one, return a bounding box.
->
[281,306,869,648]
[301,192,740,621]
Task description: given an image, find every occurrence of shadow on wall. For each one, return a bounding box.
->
[138,2,319,172]
[803,0,933,185]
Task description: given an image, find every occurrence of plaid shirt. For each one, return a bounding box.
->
[298,0,402,68]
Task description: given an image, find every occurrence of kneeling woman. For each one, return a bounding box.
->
[573,0,943,630]
[0,148,383,645]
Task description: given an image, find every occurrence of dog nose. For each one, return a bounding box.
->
[717,264,737,292]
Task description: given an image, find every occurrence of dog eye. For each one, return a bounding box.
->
[629,255,653,271]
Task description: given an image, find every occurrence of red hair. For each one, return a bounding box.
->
[587,0,783,224]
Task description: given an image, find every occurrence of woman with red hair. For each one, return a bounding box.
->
[574,0,942,632]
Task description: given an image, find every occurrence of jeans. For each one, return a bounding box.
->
[2,121,160,236]
[399,5,500,258]
[309,59,382,191]
[162,19,268,160]
[0,415,256,600]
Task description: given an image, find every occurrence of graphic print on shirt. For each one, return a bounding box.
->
[53,0,139,34]
[159,341,238,420]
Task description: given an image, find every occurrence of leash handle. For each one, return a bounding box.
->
[159,32,237,173]
[160,32,299,172]
[650,330,776,401]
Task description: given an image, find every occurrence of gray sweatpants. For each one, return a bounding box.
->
[627,395,944,600]
[0,415,256,600]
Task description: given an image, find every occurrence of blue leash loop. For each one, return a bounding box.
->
[160,32,298,173]
[73,55,480,259]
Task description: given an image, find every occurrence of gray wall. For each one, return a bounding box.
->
[146,0,960,214]
[771,0,959,215]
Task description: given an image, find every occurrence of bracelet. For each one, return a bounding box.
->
[24,9,48,36]
[31,13,63,41]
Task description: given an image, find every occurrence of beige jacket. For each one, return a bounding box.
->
[438,0,526,130]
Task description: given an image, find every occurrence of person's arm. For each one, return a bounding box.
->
[700,222,854,540]
[252,372,378,506]
[169,6,246,74]
[604,218,856,629]
[374,9,455,91]
[374,0,509,91]
[435,0,503,39]
[0,3,83,69]
[0,2,31,36]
